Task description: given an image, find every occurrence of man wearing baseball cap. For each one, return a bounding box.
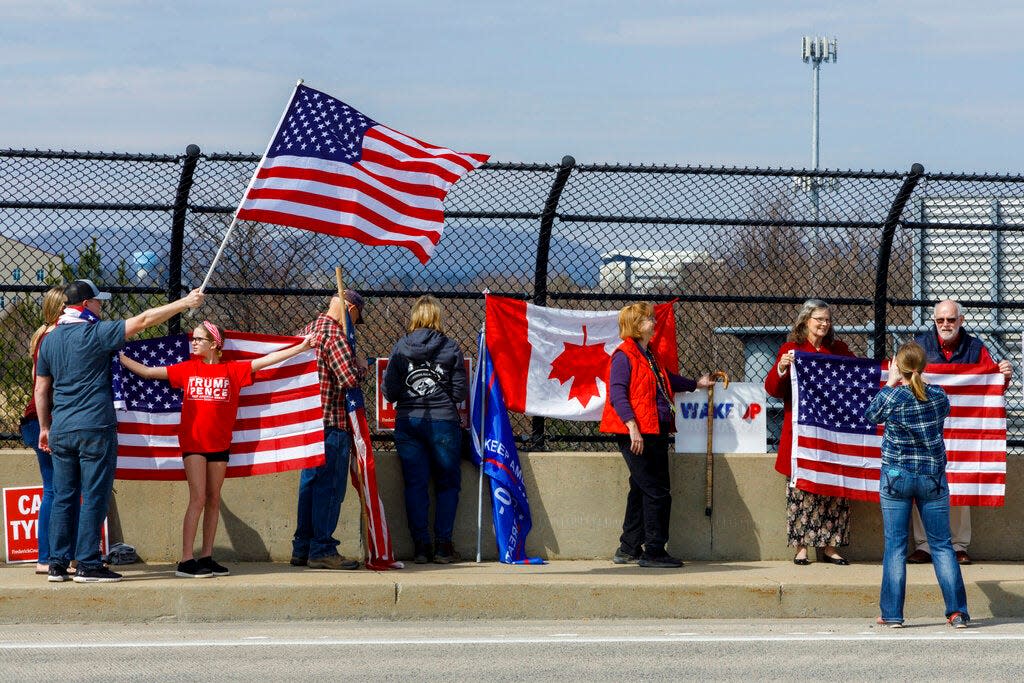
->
[64,278,112,305]
[290,290,367,570]
[35,280,205,583]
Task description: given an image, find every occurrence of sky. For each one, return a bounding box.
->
[3,0,1023,173]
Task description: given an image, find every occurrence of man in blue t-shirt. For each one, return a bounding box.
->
[35,279,204,583]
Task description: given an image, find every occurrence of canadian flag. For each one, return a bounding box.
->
[484,295,679,421]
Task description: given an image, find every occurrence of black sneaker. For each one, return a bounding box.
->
[612,549,640,565]
[638,553,684,568]
[289,555,308,567]
[434,540,461,564]
[198,556,230,576]
[413,542,433,564]
[73,566,123,583]
[175,559,213,578]
[47,565,69,583]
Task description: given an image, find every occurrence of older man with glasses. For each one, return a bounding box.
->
[907,299,1012,566]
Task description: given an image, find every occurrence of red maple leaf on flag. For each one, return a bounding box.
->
[547,325,612,408]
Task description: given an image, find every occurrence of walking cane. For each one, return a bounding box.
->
[705,371,730,517]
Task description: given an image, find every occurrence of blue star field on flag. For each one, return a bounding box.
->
[269,84,376,164]
[794,352,882,435]
[112,334,189,413]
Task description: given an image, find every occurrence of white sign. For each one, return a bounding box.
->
[674,382,767,454]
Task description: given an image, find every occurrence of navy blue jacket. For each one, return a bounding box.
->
[382,328,466,422]
[914,328,984,365]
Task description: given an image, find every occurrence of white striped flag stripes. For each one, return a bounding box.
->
[790,353,1006,506]
[236,83,489,264]
[345,386,401,570]
[113,330,325,480]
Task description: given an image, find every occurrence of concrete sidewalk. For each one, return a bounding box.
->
[2,560,1023,623]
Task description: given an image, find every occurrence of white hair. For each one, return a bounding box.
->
[933,299,963,318]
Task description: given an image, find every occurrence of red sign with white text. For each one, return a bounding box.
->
[3,486,109,563]
[375,358,471,430]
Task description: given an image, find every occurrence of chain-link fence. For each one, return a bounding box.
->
[2,149,1023,451]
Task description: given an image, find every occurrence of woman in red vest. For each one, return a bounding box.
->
[600,302,711,568]
[764,299,854,565]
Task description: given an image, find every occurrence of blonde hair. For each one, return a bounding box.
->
[618,302,654,340]
[29,287,66,357]
[895,342,929,401]
[408,295,444,333]
[788,299,836,345]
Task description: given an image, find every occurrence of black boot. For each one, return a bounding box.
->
[413,541,433,564]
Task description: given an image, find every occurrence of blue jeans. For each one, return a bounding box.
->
[394,417,462,545]
[48,427,118,570]
[879,465,969,623]
[20,419,54,564]
[292,426,350,560]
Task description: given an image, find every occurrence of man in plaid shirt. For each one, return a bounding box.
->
[290,290,367,570]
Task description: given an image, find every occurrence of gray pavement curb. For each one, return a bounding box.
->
[2,561,1022,623]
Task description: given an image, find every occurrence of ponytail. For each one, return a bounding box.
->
[906,370,927,401]
[894,342,930,402]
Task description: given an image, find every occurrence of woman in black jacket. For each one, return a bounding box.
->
[383,295,467,564]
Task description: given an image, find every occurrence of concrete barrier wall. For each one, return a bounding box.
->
[2,449,1022,563]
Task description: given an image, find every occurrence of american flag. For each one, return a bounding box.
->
[345,387,399,569]
[791,352,1006,506]
[113,330,325,480]
[235,83,489,264]
[342,316,401,570]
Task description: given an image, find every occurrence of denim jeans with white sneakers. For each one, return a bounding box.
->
[879,465,969,624]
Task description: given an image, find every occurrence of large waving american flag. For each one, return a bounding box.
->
[235,83,489,264]
[113,330,325,480]
[790,352,1006,506]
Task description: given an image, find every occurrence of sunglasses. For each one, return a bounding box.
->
[934,317,960,324]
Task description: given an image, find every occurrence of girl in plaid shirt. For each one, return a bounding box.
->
[866,342,969,629]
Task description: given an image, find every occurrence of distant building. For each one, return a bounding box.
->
[599,249,720,293]
[0,237,62,310]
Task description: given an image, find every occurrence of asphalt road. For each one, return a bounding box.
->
[2,619,1023,681]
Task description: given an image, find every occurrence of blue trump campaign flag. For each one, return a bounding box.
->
[471,332,545,565]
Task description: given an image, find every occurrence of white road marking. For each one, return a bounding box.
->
[1,633,1023,650]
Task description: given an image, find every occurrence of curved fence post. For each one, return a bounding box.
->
[168,144,202,334]
[529,155,577,449]
[873,162,925,359]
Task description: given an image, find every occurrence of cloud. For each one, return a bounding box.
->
[586,10,831,46]
[0,0,128,21]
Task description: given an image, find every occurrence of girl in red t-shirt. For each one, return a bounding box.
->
[119,321,310,578]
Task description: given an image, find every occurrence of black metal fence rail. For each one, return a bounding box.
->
[2,147,1024,451]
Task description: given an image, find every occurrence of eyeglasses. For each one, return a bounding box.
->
[810,316,832,324]
[934,317,960,324]
[191,336,212,344]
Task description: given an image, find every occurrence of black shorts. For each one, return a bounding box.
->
[182,449,230,463]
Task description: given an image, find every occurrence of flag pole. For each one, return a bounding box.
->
[335,266,351,336]
[198,79,305,293]
[475,303,488,563]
